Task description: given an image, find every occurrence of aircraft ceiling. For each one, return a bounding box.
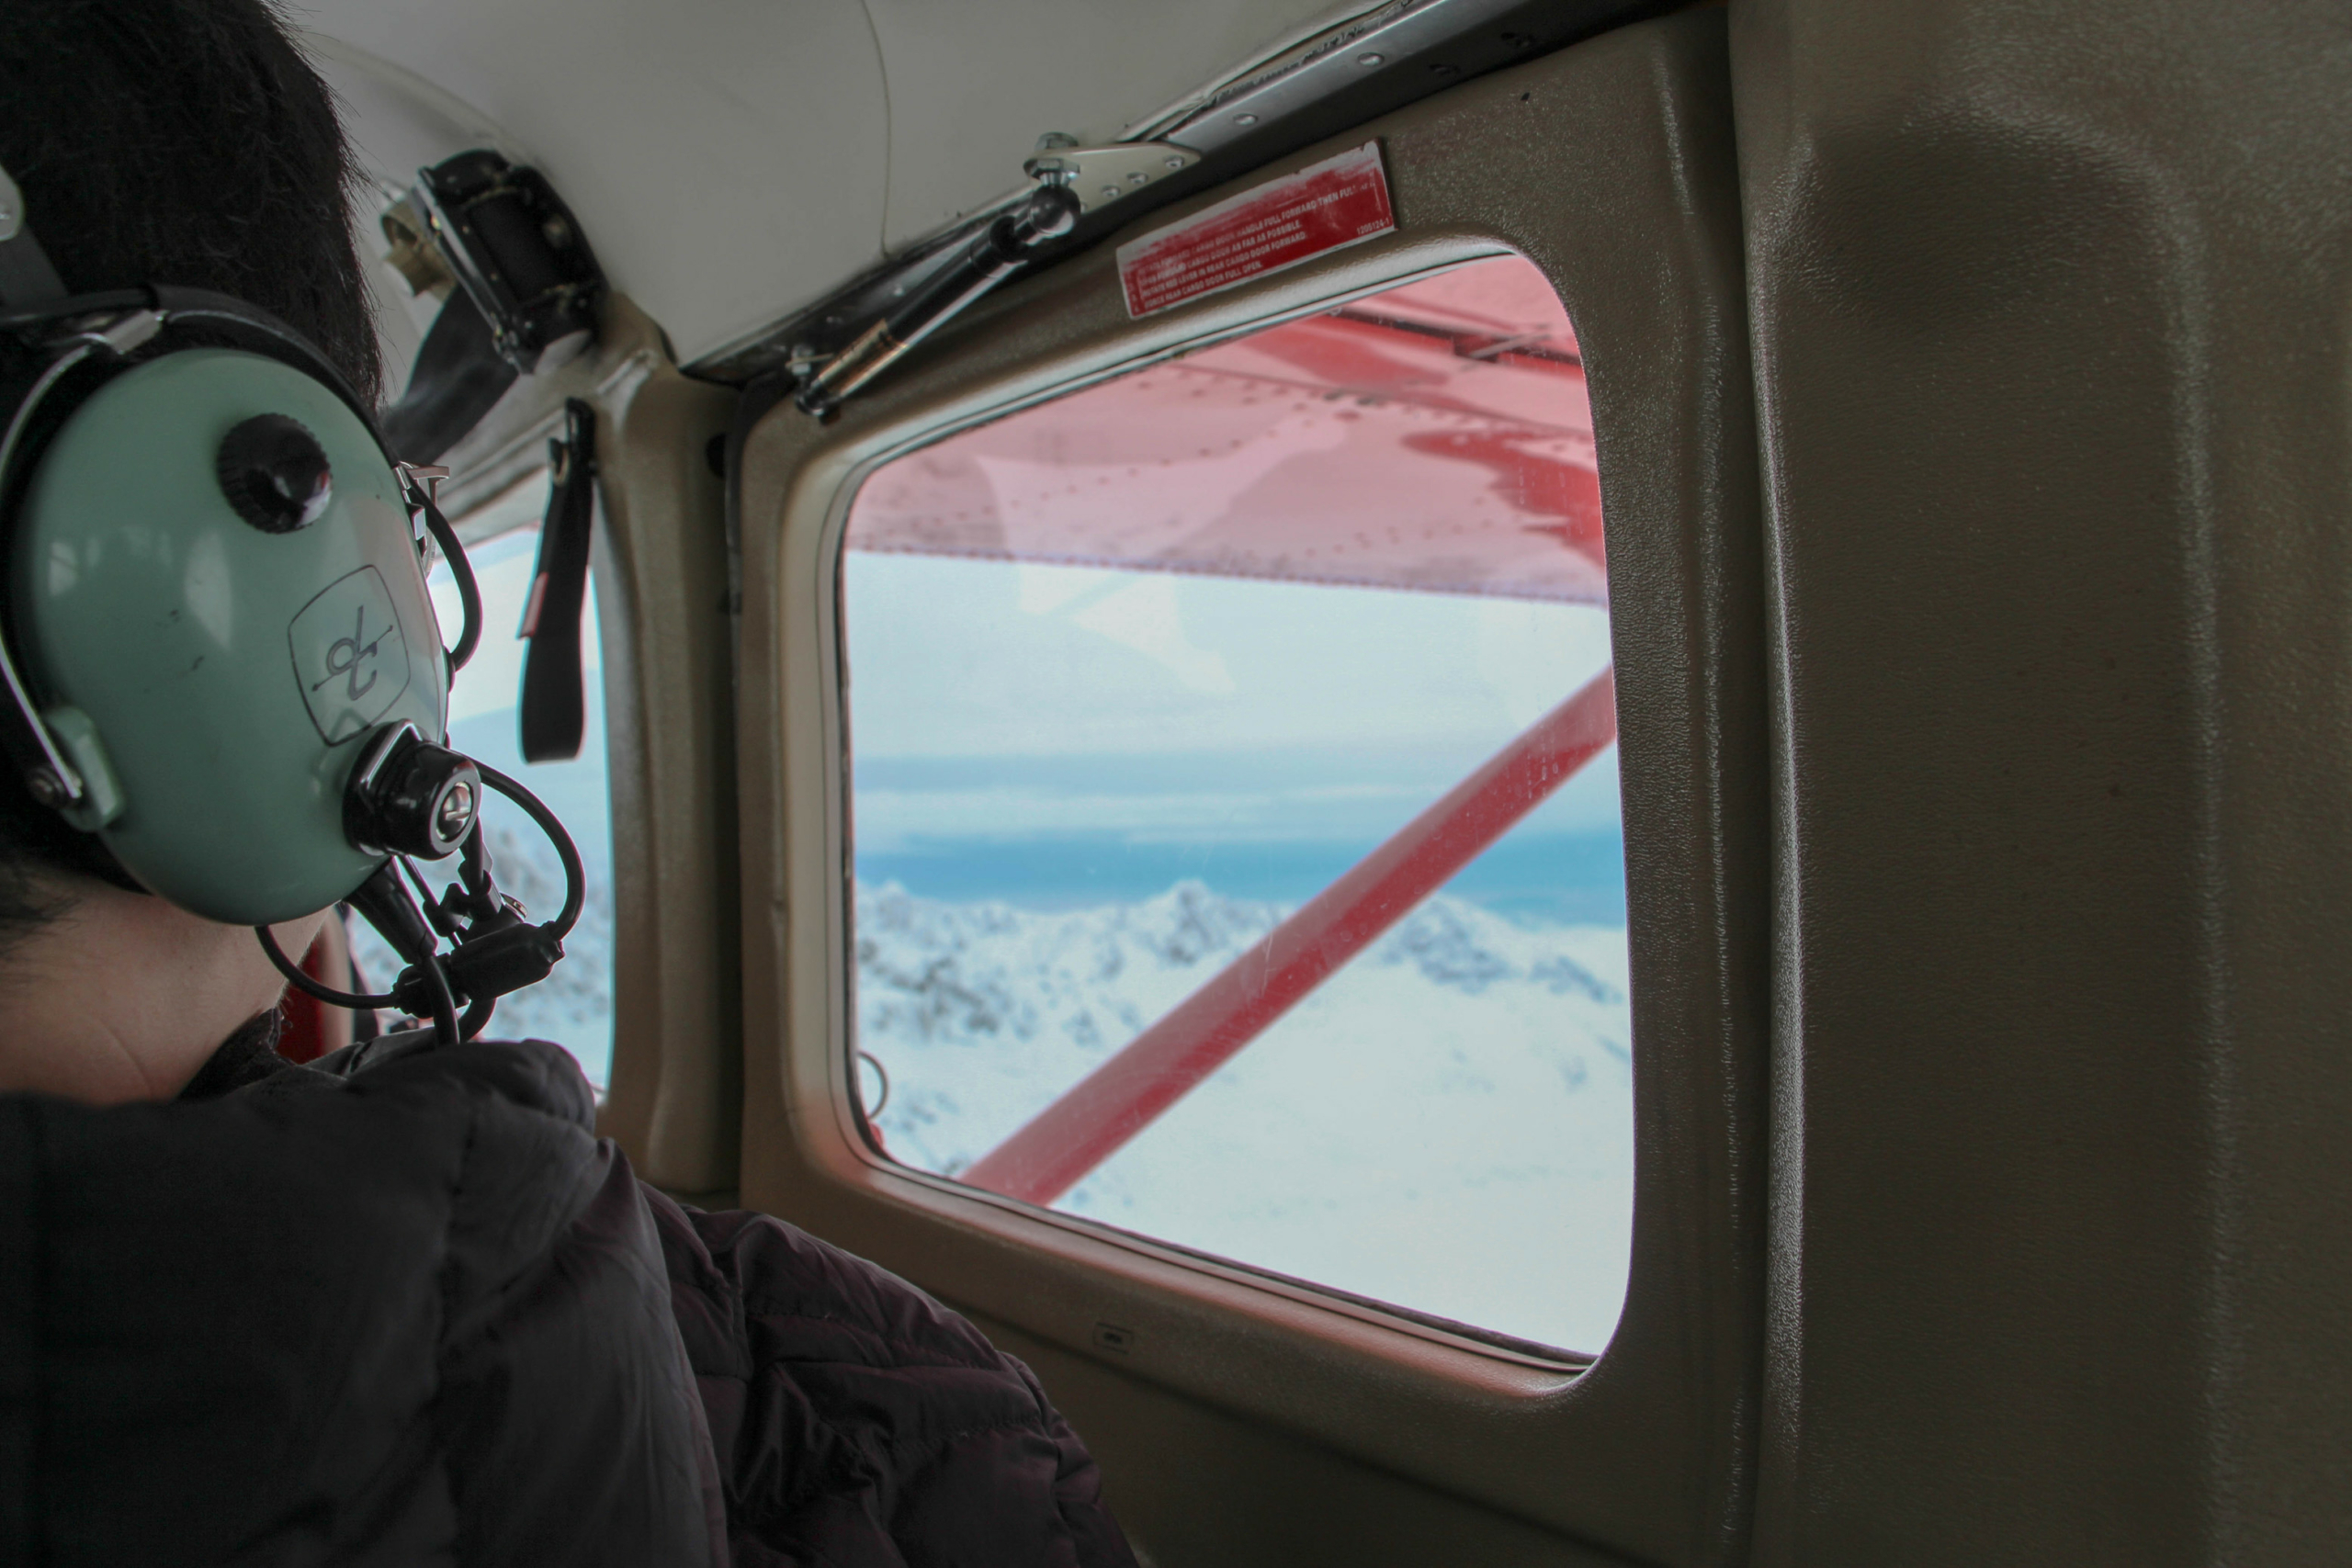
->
[298,0,1368,371]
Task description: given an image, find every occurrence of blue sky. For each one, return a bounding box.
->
[843,553,1624,919]
[428,536,1623,905]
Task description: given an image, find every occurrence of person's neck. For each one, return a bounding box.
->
[0,872,321,1105]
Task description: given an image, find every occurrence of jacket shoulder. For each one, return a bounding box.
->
[1,1042,718,1568]
[648,1189,1136,1568]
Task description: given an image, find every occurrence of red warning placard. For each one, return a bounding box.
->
[1117,141,1396,319]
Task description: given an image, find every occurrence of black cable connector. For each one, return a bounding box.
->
[282,753,588,1049]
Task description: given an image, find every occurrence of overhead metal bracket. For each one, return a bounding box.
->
[687,0,1667,389]
[1023,134,1202,214]
[793,172,1081,419]
[1157,0,1551,155]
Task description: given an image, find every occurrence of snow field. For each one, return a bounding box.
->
[856,878,1634,1354]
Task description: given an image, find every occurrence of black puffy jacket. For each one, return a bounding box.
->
[0,1030,1134,1567]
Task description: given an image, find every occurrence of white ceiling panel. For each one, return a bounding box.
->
[859,0,1354,251]
[293,0,1376,368]
[294,0,891,365]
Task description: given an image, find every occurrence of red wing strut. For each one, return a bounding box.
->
[959,665,1619,1207]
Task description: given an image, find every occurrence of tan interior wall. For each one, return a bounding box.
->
[970,1313,1631,1568]
[407,293,743,1193]
[424,3,2352,1558]
[1733,1,2352,1560]
[729,13,1770,1565]
[554,299,742,1194]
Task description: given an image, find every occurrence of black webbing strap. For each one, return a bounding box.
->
[380,290,520,464]
[517,398,596,762]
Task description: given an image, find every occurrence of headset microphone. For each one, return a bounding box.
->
[0,161,583,1048]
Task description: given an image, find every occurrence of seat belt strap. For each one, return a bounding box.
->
[379,289,520,464]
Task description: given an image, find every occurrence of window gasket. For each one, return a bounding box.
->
[814,242,1614,1378]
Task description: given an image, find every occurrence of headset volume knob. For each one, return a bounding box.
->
[217,413,333,533]
[435,779,476,843]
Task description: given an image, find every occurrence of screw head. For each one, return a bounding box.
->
[1234,112,1258,127]
[1357,51,1385,65]
[435,779,476,840]
[26,767,65,807]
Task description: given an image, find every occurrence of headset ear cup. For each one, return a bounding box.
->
[9,344,448,923]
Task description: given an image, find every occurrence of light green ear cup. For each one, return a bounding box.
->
[12,347,448,924]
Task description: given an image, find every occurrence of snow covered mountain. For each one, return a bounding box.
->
[855,878,1635,1355]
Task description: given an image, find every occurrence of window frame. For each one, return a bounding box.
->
[732,15,1766,1561]
[824,244,1610,1373]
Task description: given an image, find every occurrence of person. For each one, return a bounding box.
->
[0,5,1136,1564]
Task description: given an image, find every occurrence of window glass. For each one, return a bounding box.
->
[349,473,618,1085]
[838,255,1629,1354]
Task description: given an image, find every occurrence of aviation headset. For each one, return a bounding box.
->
[0,160,581,1047]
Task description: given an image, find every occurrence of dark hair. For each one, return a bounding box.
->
[0,0,381,947]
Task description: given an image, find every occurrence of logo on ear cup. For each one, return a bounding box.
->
[288,567,414,743]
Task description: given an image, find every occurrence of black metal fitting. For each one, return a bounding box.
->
[795,182,1081,417]
[345,723,481,861]
[409,151,605,376]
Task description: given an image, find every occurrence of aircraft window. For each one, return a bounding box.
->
[838,254,1628,1355]
[349,472,617,1086]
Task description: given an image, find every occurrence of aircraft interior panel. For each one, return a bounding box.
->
[1736,0,2352,1559]
[730,12,1768,1565]
[13,0,2346,1560]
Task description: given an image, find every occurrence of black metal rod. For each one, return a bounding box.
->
[796,184,1080,415]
